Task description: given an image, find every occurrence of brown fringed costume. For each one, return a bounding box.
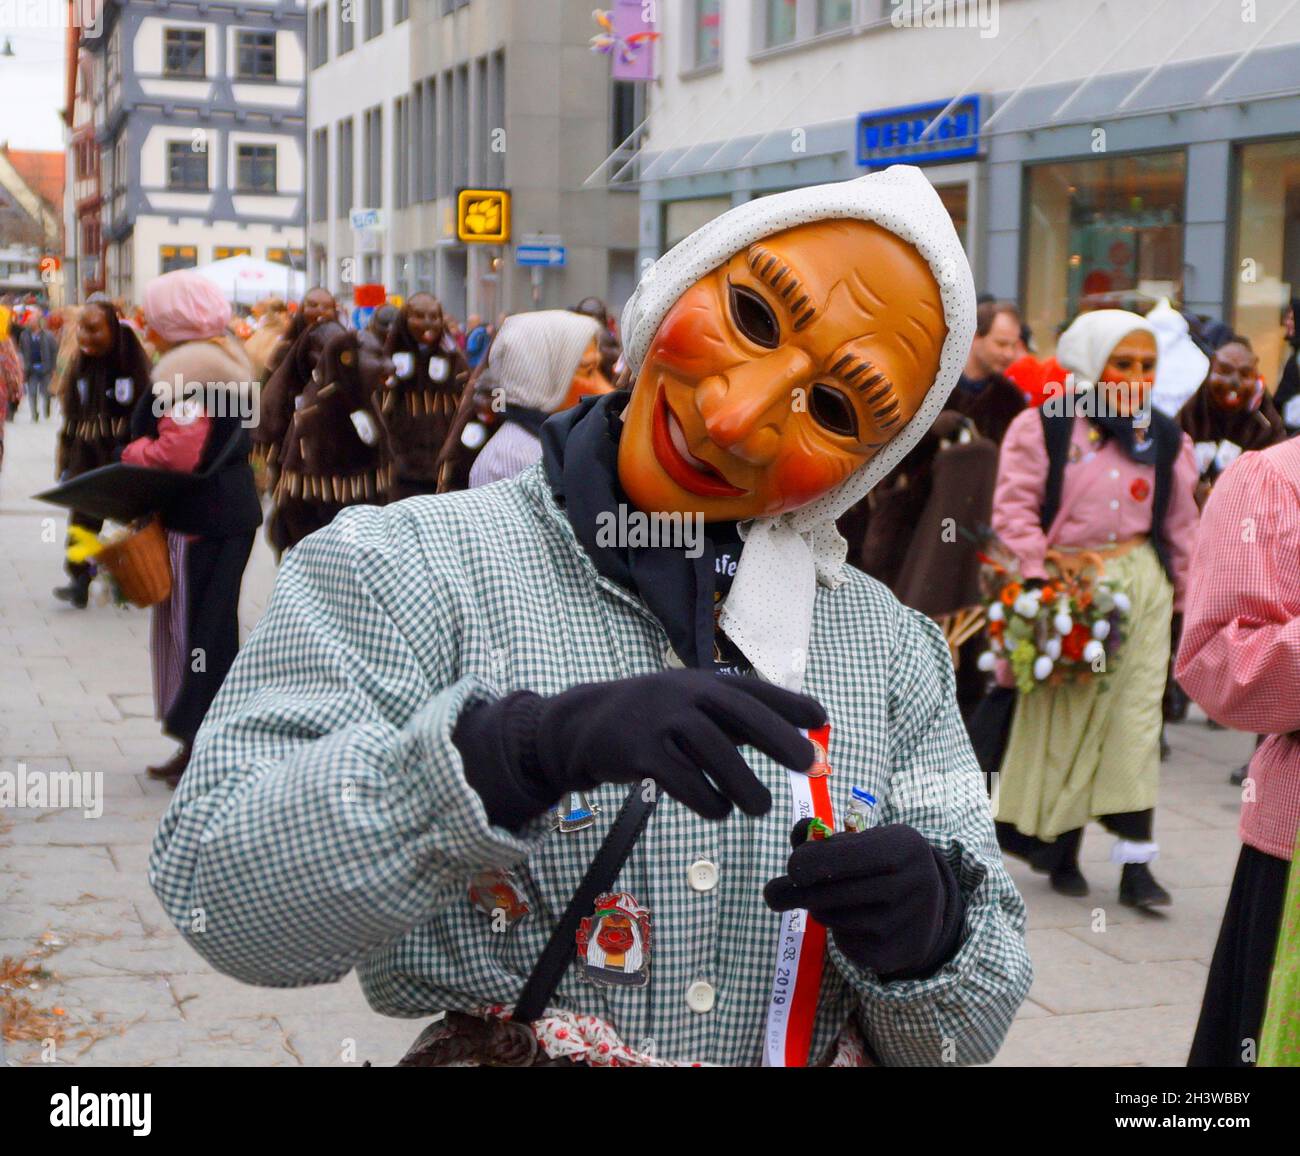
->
[269,329,392,554]
[252,319,346,491]
[381,304,469,499]
[56,304,154,592]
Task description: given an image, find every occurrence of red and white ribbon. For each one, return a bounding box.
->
[762,723,835,1068]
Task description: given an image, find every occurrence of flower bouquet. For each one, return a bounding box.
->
[976,545,1130,695]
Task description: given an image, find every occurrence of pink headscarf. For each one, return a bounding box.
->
[142,270,232,343]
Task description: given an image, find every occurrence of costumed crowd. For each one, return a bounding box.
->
[2,165,1297,1069]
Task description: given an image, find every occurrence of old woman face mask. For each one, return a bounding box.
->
[618,219,946,522]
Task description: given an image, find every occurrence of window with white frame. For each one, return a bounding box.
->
[163,27,206,77]
[365,0,382,40]
[236,30,277,79]
[817,0,854,30]
[236,144,277,193]
[689,0,721,69]
[763,0,798,47]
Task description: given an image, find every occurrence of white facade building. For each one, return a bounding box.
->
[76,0,307,304]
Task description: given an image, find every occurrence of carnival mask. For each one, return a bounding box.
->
[405,294,446,348]
[562,337,613,410]
[618,219,946,522]
[1098,331,1157,417]
[1206,342,1261,414]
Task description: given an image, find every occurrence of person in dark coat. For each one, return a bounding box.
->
[18,314,58,422]
[53,301,153,608]
[380,292,469,498]
[122,271,263,786]
[268,328,393,554]
[947,300,1028,444]
[1270,298,1299,433]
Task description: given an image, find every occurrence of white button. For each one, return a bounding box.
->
[1110,469,1119,479]
[687,859,718,892]
[1109,499,1119,510]
[686,981,715,1013]
[1108,532,1117,542]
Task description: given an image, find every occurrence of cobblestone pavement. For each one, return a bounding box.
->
[0,411,1254,1067]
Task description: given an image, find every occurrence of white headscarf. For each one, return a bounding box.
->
[620,166,976,690]
[1144,298,1210,417]
[1055,309,1158,387]
[478,310,602,413]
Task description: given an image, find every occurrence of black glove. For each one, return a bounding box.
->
[764,821,966,980]
[453,669,826,830]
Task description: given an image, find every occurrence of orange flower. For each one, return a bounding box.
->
[1039,584,1057,605]
[1000,582,1022,606]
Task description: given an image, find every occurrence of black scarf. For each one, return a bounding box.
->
[1040,408,1183,582]
[503,404,551,437]
[541,393,744,673]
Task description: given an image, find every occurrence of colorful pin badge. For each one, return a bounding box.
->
[1129,477,1151,502]
[467,869,530,924]
[554,790,599,833]
[576,892,651,988]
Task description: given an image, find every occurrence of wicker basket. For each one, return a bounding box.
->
[97,518,173,608]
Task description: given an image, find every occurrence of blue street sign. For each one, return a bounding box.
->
[516,244,567,267]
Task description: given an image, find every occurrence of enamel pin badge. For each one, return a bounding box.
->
[467,869,530,925]
[576,892,652,988]
[554,790,599,833]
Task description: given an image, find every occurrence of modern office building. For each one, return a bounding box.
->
[306,0,643,320]
[67,0,307,304]
[637,0,1300,380]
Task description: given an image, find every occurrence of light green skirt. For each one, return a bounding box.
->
[995,541,1171,840]
[1260,831,1300,1067]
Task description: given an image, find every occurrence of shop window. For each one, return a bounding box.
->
[236,31,277,80]
[665,195,733,248]
[214,246,252,260]
[236,144,278,193]
[163,28,205,78]
[267,247,306,270]
[1232,139,1300,390]
[167,141,208,191]
[1023,152,1186,358]
[160,245,198,273]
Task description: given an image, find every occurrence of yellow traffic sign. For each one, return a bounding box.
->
[457,188,511,244]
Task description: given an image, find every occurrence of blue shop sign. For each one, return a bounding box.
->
[856,96,982,167]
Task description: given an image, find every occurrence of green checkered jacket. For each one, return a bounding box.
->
[149,465,1032,1066]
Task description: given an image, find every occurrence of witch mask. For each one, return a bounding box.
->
[619,219,946,522]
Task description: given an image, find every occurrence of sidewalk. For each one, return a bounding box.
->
[0,410,1255,1067]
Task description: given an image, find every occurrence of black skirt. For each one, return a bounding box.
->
[1188,843,1290,1066]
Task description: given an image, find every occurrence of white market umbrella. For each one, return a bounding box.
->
[194,255,306,308]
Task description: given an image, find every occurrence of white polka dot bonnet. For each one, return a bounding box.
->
[620,165,976,690]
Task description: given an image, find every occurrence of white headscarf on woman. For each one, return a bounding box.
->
[1054,308,1158,388]
[477,310,602,413]
[620,165,976,690]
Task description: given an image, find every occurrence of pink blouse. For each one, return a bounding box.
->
[992,410,1201,608]
[122,413,212,474]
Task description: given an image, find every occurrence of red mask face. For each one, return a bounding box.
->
[1206,342,1260,414]
[617,220,946,522]
[1098,331,1158,416]
[562,337,613,410]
